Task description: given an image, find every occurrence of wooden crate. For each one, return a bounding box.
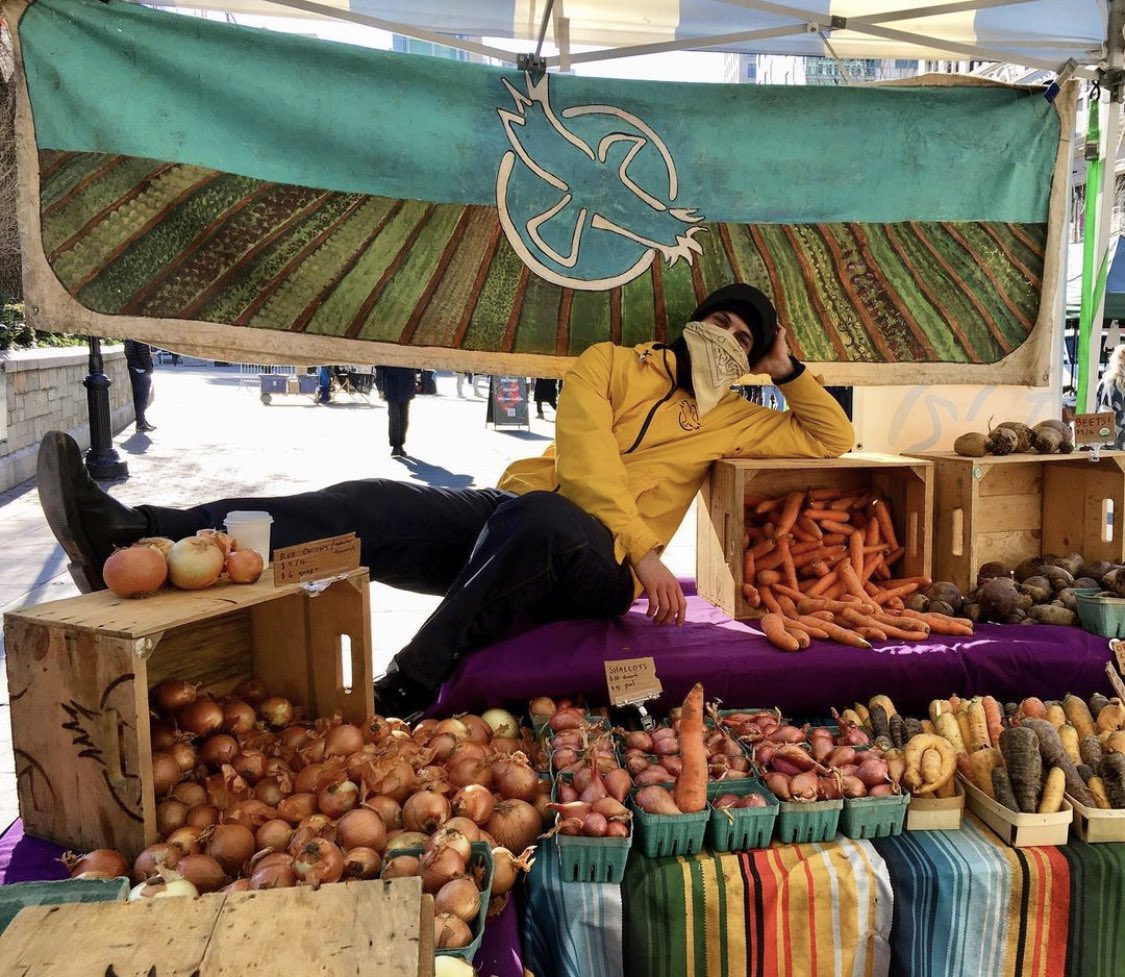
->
[2,568,372,859]
[0,878,434,977]
[911,451,1125,592]
[696,453,932,620]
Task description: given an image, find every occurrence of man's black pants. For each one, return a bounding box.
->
[140,484,635,691]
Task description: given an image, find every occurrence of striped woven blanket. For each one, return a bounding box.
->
[522,821,1125,977]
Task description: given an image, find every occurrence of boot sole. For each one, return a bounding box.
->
[36,433,105,593]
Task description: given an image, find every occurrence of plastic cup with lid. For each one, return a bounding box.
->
[223,511,275,568]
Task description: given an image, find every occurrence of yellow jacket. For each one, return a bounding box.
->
[497,342,854,573]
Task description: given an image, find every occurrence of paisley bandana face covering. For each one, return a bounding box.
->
[682,320,749,418]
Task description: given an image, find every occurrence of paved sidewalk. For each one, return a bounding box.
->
[0,364,697,831]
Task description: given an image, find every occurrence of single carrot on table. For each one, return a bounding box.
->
[672,683,709,812]
[760,612,802,652]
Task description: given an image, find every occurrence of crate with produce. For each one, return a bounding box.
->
[697,453,932,626]
[2,568,373,858]
[912,443,1125,594]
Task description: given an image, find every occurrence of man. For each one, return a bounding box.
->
[373,365,418,458]
[38,284,852,717]
[123,340,156,433]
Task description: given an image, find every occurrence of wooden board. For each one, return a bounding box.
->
[0,880,434,977]
[696,453,933,620]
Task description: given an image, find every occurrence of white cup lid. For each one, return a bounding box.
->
[224,510,274,525]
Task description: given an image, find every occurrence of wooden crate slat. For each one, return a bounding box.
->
[977,462,1043,498]
[977,494,1042,534]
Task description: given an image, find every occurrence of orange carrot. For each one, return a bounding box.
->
[753,498,783,515]
[790,539,824,556]
[851,492,872,511]
[759,584,783,616]
[797,596,878,617]
[871,611,929,634]
[805,610,835,622]
[815,619,872,649]
[873,581,921,605]
[776,594,801,619]
[793,545,846,570]
[839,607,925,641]
[849,530,864,579]
[856,626,888,641]
[775,491,805,537]
[745,525,766,542]
[760,612,802,652]
[864,517,880,547]
[806,568,840,597]
[781,624,811,650]
[757,568,782,587]
[828,496,858,511]
[777,537,799,591]
[771,583,806,604]
[816,520,859,536]
[883,576,933,589]
[796,516,823,540]
[821,533,847,547]
[823,581,848,601]
[808,559,830,578]
[673,683,709,812]
[749,538,777,559]
[981,695,1003,747]
[789,616,830,639]
[838,560,870,602]
[809,487,843,501]
[743,549,756,588]
[871,498,899,550]
[756,545,789,572]
[740,582,761,607]
[900,609,974,636]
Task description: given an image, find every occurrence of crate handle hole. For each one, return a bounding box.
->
[908,511,918,558]
[1104,498,1115,543]
[338,634,353,694]
[951,508,963,557]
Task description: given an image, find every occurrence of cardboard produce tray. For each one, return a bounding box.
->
[960,776,1072,848]
[2,568,372,859]
[697,453,932,620]
[909,450,1125,592]
[1067,793,1125,843]
[906,780,965,831]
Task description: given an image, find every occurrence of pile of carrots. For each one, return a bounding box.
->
[741,487,973,652]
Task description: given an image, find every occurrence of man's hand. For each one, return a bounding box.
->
[633,550,686,626]
[749,324,794,381]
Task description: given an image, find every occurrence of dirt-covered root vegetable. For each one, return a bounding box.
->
[993,421,1034,453]
[1037,565,1075,593]
[991,766,1019,812]
[985,426,1019,456]
[1027,604,1078,626]
[924,582,963,613]
[969,748,1002,798]
[1099,754,1125,808]
[1019,718,1095,807]
[998,726,1041,813]
[978,577,1020,622]
[954,432,989,457]
[1018,576,1052,605]
[1096,700,1125,733]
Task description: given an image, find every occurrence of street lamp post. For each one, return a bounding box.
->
[83,336,128,480]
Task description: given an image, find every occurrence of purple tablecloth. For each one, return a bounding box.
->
[0,819,523,977]
[434,580,1115,716]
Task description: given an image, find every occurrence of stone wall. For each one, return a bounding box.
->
[0,345,133,493]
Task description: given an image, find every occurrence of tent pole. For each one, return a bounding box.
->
[1081,0,1125,412]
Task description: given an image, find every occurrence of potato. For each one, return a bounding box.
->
[1078,560,1113,581]
[929,600,955,616]
[1073,577,1100,591]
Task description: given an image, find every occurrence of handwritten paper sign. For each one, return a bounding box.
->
[1074,411,1115,445]
[604,657,662,707]
[273,533,361,585]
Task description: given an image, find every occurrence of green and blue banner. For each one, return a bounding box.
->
[8,0,1072,381]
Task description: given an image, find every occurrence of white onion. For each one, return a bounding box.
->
[480,708,520,739]
[128,875,199,900]
[167,537,225,590]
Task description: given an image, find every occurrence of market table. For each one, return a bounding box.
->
[523,816,1125,977]
[434,582,1113,719]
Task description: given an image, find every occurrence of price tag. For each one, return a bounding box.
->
[1074,411,1115,445]
[1106,660,1125,703]
[605,657,663,707]
[273,533,361,585]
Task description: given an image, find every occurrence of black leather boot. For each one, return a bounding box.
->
[373,665,434,722]
[37,432,150,593]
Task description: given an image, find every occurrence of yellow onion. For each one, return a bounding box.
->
[103,545,168,598]
[167,536,225,590]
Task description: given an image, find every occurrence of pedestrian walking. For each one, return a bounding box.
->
[374,365,418,457]
[533,377,559,418]
[123,340,156,433]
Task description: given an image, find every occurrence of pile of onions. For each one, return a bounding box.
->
[115,676,545,919]
[102,529,266,598]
